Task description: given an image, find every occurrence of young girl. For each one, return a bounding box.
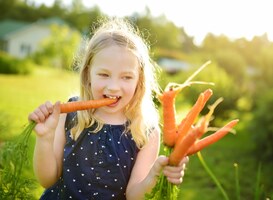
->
[29,17,189,200]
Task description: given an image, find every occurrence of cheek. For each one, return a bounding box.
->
[126,81,138,98]
[90,79,104,96]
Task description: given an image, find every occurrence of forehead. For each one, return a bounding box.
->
[91,45,140,72]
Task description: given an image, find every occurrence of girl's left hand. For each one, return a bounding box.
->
[163,156,189,184]
[151,155,189,185]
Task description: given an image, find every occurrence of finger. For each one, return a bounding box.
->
[45,101,54,114]
[39,103,51,117]
[164,165,184,173]
[163,168,185,179]
[167,176,183,185]
[179,156,189,166]
[33,108,46,122]
[52,101,61,116]
[28,112,40,123]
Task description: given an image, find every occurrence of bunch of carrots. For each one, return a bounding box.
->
[145,61,239,199]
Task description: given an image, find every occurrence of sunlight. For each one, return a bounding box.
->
[32,0,273,44]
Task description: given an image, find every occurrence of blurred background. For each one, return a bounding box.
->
[0,0,272,199]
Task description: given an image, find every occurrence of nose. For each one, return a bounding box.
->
[106,78,120,92]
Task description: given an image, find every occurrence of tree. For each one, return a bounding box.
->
[34,24,81,70]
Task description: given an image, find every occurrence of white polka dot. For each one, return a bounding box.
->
[81,173,84,176]
[79,189,82,193]
[73,179,76,182]
[80,147,83,150]
[85,157,88,160]
[67,169,70,172]
[90,141,93,144]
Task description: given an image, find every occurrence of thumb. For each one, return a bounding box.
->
[151,155,169,177]
[52,101,61,117]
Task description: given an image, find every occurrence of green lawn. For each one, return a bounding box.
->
[0,68,272,199]
[0,68,79,198]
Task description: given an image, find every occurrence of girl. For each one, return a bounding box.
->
[29,17,189,200]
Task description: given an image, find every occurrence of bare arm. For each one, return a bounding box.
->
[126,128,189,200]
[30,101,66,188]
[126,128,160,199]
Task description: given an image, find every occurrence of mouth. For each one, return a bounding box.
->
[103,94,121,103]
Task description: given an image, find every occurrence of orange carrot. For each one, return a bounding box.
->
[60,98,117,113]
[159,87,182,147]
[196,97,223,138]
[176,89,213,141]
[176,92,205,142]
[169,128,199,166]
[187,119,239,156]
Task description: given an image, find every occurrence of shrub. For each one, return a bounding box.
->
[249,89,273,162]
[0,52,33,75]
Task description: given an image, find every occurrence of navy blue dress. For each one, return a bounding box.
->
[40,98,139,200]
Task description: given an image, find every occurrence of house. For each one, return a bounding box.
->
[157,57,190,74]
[0,18,66,58]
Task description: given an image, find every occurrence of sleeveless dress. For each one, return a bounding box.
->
[40,97,139,200]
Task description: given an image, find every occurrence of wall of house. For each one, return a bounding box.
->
[6,24,51,58]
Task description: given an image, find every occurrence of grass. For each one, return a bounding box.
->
[0,67,272,199]
[0,68,79,198]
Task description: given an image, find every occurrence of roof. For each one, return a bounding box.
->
[0,17,67,39]
[0,19,29,39]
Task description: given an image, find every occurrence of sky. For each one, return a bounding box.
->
[32,0,273,45]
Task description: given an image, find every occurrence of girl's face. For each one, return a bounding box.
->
[90,45,140,124]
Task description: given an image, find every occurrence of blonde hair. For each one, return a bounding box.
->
[72,17,160,148]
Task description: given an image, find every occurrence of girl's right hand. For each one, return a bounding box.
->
[28,101,61,138]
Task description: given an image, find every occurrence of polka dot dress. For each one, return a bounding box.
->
[40,98,139,200]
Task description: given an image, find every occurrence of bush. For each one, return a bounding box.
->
[249,89,273,162]
[0,52,33,75]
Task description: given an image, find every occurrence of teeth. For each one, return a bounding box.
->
[105,95,119,99]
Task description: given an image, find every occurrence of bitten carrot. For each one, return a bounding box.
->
[169,128,199,166]
[60,98,117,113]
[159,87,182,147]
[187,119,239,156]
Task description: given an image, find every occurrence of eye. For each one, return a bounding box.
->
[98,73,109,77]
[122,75,133,80]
